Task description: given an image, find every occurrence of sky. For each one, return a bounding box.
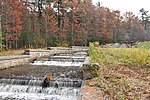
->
[92,0,150,16]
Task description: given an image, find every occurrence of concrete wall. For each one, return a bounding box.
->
[24,49,71,58]
[0,55,30,70]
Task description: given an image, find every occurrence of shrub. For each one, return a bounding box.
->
[47,37,60,47]
[57,41,69,47]
[94,41,99,47]
[35,36,46,47]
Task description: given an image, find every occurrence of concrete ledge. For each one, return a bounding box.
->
[47,47,71,50]
[71,46,89,49]
[24,49,51,55]
[0,56,30,70]
[25,49,72,59]
[0,55,30,61]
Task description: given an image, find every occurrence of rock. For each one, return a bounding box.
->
[112,43,121,48]
[99,43,130,48]
[81,63,100,80]
[111,43,129,48]
[42,73,52,88]
[120,44,129,48]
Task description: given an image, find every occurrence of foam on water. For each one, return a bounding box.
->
[0,92,78,100]
[31,55,86,66]
[0,84,80,100]
[32,61,84,66]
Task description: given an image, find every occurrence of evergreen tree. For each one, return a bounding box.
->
[139,8,150,30]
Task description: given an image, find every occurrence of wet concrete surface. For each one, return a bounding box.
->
[0,63,83,79]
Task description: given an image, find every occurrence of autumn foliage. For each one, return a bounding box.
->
[0,0,147,49]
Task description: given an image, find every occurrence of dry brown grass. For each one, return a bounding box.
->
[0,49,24,56]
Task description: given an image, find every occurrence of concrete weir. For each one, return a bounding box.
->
[0,47,90,100]
[0,47,88,70]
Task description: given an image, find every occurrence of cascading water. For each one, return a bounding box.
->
[0,51,87,100]
[32,56,86,67]
[0,79,81,100]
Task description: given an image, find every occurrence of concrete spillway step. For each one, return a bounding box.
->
[32,55,86,66]
[57,52,87,56]
[0,78,82,88]
[0,78,82,100]
[32,61,84,66]
[36,56,86,62]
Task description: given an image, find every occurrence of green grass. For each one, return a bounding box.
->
[89,43,150,69]
[137,42,150,49]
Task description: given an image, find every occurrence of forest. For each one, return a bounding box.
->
[0,0,150,50]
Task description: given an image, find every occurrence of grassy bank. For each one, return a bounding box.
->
[88,43,150,100]
[89,44,150,69]
[137,42,150,49]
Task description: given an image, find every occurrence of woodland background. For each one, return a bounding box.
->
[0,0,150,50]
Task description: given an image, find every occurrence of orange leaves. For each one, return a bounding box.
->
[1,0,24,48]
[11,26,22,32]
[10,11,23,17]
[9,0,23,33]
[72,0,78,4]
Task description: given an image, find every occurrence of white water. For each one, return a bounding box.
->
[0,92,78,100]
[32,55,86,66]
[0,84,80,100]
[32,61,84,66]
[50,56,86,58]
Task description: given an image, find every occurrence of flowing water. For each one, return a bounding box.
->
[0,78,82,100]
[0,51,87,100]
[32,55,86,66]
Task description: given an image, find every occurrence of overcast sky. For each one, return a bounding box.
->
[92,0,150,15]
